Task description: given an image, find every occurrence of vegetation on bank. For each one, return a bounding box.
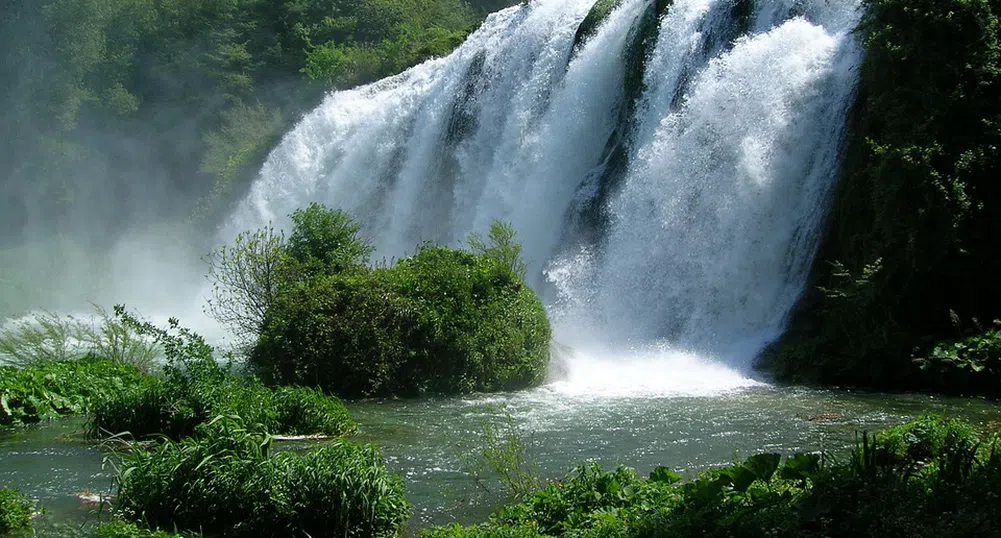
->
[425,416,1001,538]
[89,308,354,439]
[0,306,353,439]
[760,0,1001,395]
[0,487,34,536]
[0,356,146,429]
[205,204,551,398]
[112,416,408,538]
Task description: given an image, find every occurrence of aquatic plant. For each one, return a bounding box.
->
[456,406,543,499]
[426,416,1001,538]
[113,417,409,538]
[0,356,146,428]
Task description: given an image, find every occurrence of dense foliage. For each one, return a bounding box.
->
[0,0,518,244]
[113,417,409,538]
[761,0,1001,395]
[426,416,1001,538]
[249,218,551,398]
[205,202,373,343]
[0,487,34,536]
[90,308,354,439]
[0,356,146,428]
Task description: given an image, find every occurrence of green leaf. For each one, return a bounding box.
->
[743,453,781,481]
[779,453,821,481]
[726,466,757,493]
[649,466,682,484]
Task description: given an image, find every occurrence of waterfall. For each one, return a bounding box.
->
[226,0,862,391]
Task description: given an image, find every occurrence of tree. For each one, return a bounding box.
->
[204,224,288,344]
[467,220,528,280]
[287,202,374,276]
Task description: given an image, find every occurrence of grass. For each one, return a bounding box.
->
[93,520,188,538]
[112,416,409,538]
[88,375,356,440]
[0,307,159,372]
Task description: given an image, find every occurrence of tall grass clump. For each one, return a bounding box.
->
[113,417,409,538]
[426,416,1001,538]
[88,308,354,439]
[0,487,34,535]
[0,306,159,372]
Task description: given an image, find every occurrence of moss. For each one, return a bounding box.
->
[572,0,627,52]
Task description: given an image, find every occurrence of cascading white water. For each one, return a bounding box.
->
[227,0,862,395]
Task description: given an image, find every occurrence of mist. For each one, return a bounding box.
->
[0,0,519,328]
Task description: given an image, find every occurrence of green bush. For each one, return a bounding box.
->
[286,202,374,276]
[89,373,355,440]
[424,524,546,538]
[89,309,353,439]
[0,487,33,535]
[0,355,146,428]
[113,417,409,538]
[911,326,1001,395]
[250,236,550,398]
[429,416,1001,538]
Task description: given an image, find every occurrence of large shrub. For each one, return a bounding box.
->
[250,233,550,398]
[113,417,409,538]
[89,309,354,439]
